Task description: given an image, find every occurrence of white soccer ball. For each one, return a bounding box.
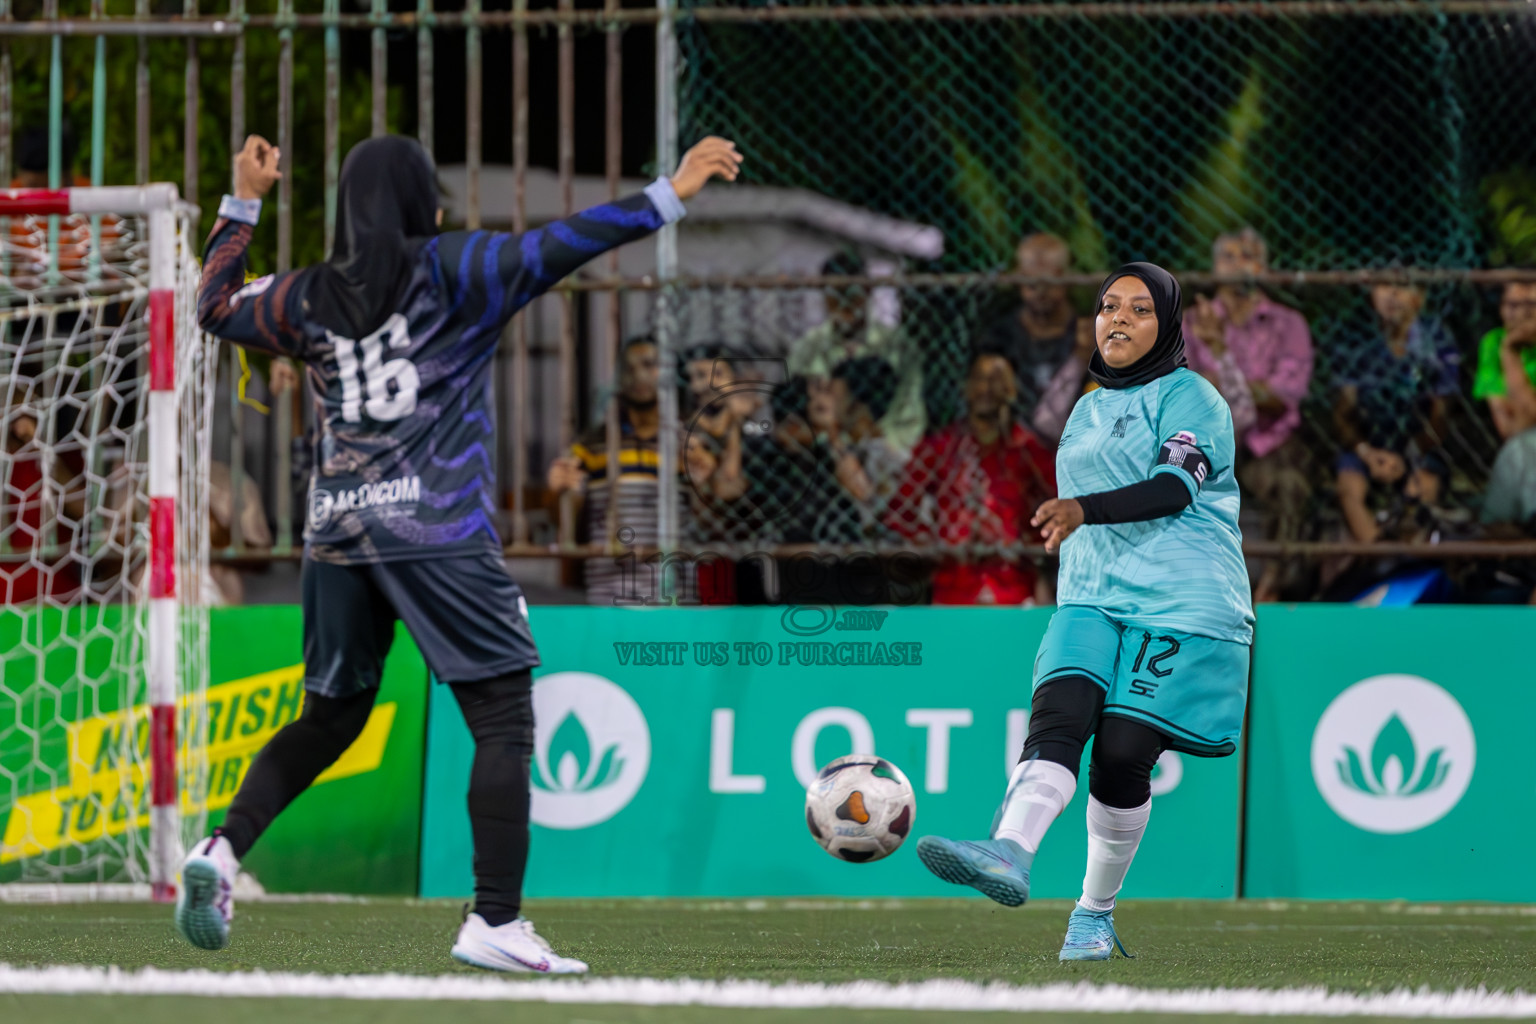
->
[804,754,916,863]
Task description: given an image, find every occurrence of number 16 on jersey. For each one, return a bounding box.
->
[328,312,419,423]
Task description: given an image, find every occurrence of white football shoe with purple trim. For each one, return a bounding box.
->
[174,835,238,951]
[451,913,589,974]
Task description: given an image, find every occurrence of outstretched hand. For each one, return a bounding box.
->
[670,137,743,201]
[547,456,587,494]
[1032,497,1084,554]
[234,135,282,201]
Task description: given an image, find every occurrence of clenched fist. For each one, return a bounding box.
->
[234,135,282,201]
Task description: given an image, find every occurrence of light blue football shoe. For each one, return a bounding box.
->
[1059,904,1134,961]
[914,835,1033,907]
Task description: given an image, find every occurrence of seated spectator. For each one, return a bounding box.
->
[719,376,804,572]
[788,250,925,455]
[808,356,907,538]
[1332,283,1460,544]
[547,335,685,605]
[1,395,86,603]
[1482,427,1536,531]
[751,358,904,545]
[1472,280,1536,441]
[9,123,126,288]
[680,430,740,605]
[1183,227,1315,601]
[682,342,770,442]
[732,366,904,605]
[202,462,275,606]
[974,232,1095,444]
[886,349,1056,605]
[1318,446,1463,605]
[1472,426,1536,604]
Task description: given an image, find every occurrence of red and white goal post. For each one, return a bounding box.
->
[0,184,214,902]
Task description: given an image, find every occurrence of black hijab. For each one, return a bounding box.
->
[1087,262,1187,390]
[305,135,440,339]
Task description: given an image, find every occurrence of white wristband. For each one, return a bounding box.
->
[644,177,687,225]
[218,195,262,226]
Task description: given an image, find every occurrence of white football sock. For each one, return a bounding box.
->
[992,759,1077,854]
[1079,795,1151,912]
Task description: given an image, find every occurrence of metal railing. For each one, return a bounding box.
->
[6,1,1536,600]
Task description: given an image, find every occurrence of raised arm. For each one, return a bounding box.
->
[197,135,306,358]
[475,137,742,324]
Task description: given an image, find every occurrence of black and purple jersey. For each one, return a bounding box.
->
[197,181,684,564]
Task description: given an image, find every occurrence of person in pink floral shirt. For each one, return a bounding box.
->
[1183,227,1316,601]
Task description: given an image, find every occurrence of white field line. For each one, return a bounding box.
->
[3,965,1536,1017]
[6,887,1536,917]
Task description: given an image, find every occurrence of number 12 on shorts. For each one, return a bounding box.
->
[329,312,419,422]
[1130,633,1180,698]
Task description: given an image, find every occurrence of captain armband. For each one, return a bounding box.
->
[1156,430,1212,491]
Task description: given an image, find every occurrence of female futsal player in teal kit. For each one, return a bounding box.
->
[917,262,1254,960]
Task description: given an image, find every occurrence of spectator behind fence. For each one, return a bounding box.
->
[1331,283,1460,545]
[1474,424,1536,604]
[1482,427,1536,531]
[818,356,907,535]
[203,462,274,606]
[678,344,759,604]
[778,357,905,544]
[787,250,925,455]
[547,335,686,605]
[1182,227,1316,601]
[682,342,770,442]
[1,394,86,603]
[734,365,905,605]
[974,232,1096,444]
[10,123,125,287]
[886,349,1057,605]
[1472,280,1536,441]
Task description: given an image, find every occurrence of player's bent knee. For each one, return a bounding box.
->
[453,671,535,747]
[1019,675,1105,772]
[1087,718,1166,808]
[1087,763,1153,809]
[301,688,378,750]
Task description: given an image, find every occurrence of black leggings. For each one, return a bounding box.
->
[219,672,534,926]
[1019,676,1165,808]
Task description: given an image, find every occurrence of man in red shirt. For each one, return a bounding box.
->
[887,350,1057,604]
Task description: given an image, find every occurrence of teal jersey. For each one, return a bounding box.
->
[1055,367,1254,644]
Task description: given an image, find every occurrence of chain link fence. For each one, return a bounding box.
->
[641,0,1536,604]
[7,1,1536,604]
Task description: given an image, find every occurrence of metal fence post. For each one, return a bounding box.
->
[655,0,679,558]
[510,0,530,548]
[371,0,387,137]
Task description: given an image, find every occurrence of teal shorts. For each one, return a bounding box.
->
[1032,605,1250,757]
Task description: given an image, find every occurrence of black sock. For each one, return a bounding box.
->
[219,688,377,860]
[451,672,535,927]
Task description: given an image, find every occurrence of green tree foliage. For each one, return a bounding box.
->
[1482,168,1536,269]
[7,2,401,273]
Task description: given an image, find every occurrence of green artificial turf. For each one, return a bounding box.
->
[2,897,1533,1022]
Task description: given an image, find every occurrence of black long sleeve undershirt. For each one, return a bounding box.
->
[1075,473,1194,525]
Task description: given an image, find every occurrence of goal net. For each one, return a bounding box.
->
[0,185,214,901]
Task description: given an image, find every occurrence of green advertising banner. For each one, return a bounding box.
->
[1,606,427,895]
[419,607,1240,900]
[1244,605,1536,901]
[214,608,427,895]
